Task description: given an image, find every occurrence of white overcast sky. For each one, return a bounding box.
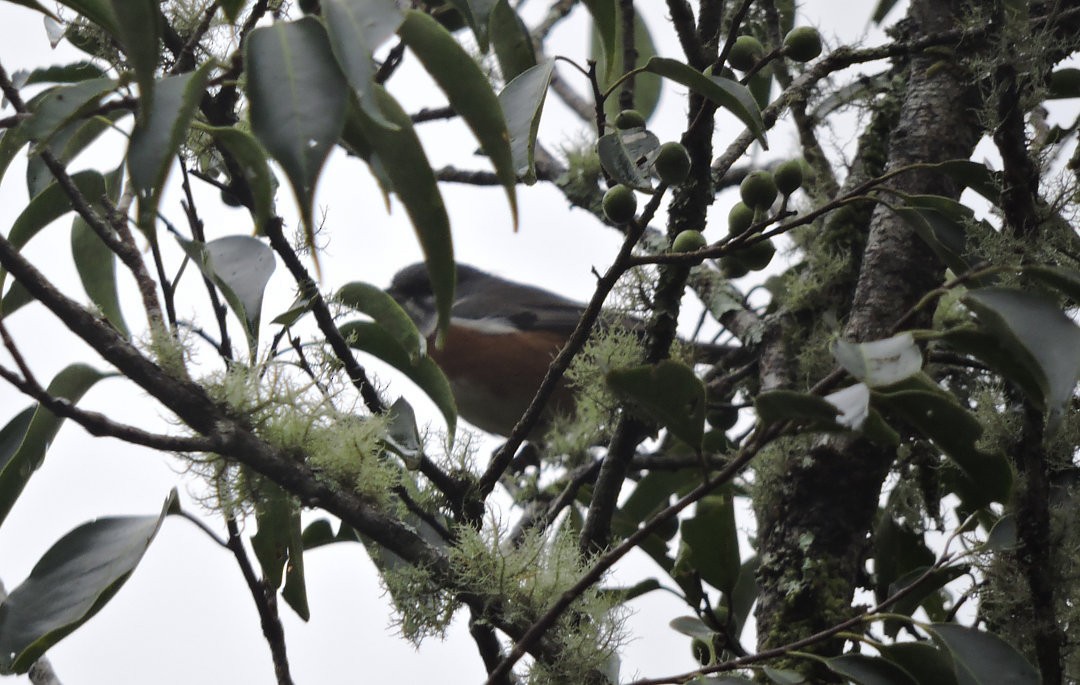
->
[0,3,899,684]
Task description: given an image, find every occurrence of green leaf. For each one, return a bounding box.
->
[490,0,536,82]
[890,194,975,276]
[5,0,60,19]
[933,160,1001,206]
[246,17,348,258]
[336,281,426,363]
[1047,67,1080,99]
[220,0,244,22]
[581,0,616,80]
[607,360,706,449]
[72,215,129,337]
[826,654,918,685]
[0,364,110,527]
[730,555,758,639]
[397,10,518,227]
[498,60,554,184]
[754,389,840,427]
[342,88,455,340]
[963,287,1080,435]
[443,0,496,51]
[128,64,214,229]
[22,61,106,85]
[593,9,661,122]
[0,490,176,674]
[0,128,30,187]
[871,0,901,24]
[680,492,740,594]
[19,77,118,145]
[832,332,923,388]
[928,624,1038,685]
[25,108,128,198]
[644,58,767,148]
[205,125,276,232]
[597,128,659,191]
[54,0,119,35]
[878,643,958,685]
[177,235,276,358]
[322,0,404,129]
[1022,264,1080,303]
[107,0,160,111]
[250,483,309,620]
[0,170,107,310]
[669,615,715,640]
[339,320,457,433]
[383,397,423,468]
[763,667,806,684]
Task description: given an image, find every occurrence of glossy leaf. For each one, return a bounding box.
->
[383,397,423,468]
[336,281,426,363]
[397,10,518,227]
[680,492,740,594]
[339,320,457,434]
[322,0,404,129]
[763,667,806,684]
[0,490,176,674]
[593,10,661,122]
[250,482,309,620]
[607,360,706,449]
[205,125,276,232]
[246,18,348,259]
[177,235,276,357]
[826,654,918,685]
[71,215,129,337]
[669,615,715,640]
[645,58,767,148]
[1022,264,1080,303]
[0,170,107,308]
[933,160,1001,206]
[890,194,974,276]
[107,0,160,110]
[878,642,958,685]
[0,128,30,186]
[582,0,616,80]
[832,332,923,388]
[490,0,536,82]
[928,624,1038,685]
[24,108,127,198]
[964,287,1080,435]
[128,63,214,228]
[22,61,106,86]
[343,88,455,340]
[754,389,840,427]
[498,60,554,184]
[19,77,117,145]
[597,128,659,191]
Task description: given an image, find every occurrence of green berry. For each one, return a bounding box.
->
[739,170,778,210]
[614,109,647,130]
[720,254,749,279]
[602,184,637,224]
[784,26,822,62]
[728,202,755,236]
[672,229,707,253]
[728,35,765,71]
[742,238,776,271]
[654,142,692,185]
[773,159,805,195]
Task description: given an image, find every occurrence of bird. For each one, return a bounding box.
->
[386,262,594,437]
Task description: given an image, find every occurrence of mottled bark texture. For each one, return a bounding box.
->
[752,0,981,675]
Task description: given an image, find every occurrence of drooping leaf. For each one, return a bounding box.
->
[442,0,496,51]
[983,514,1017,552]
[71,215,129,337]
[762,667,807,684]
[963,287,1080,435]
[890,194,976,276]
[5,0,60,19]
[730,555,758,639]
[1022,264,1080,303]
[754,389,840,427]
[1048,68,1080,99]
[0,128,30,186]
[397,10,518,227]
[490,0,536,82]
[220,0,245,22]
[597,127,660,191]
[22,61,106,86]
[680,492,740,594]
[0,490,176,674]
[205,125,276,232]
[826,654,918,685]
[593,9,661,122]
[335,281,426,363]
[25,108,128,197]
[107,0,160,111]
[498,60,554,184]
[607,360,706,449]
[878,642,958,685]
[0,364,110,527]
[246,18,348,261]
[342,89,455,340]
[339,320,457,433]
[250,482,309,620]
[177,235,276,357]
[322,0,404,129]
[383,397,423,468]
[933,160,1001,206]
[128,63,214,229]
[644,58,767,148]
[832,332,923,388]
[19,77,118,145]
[928,624,1039,685]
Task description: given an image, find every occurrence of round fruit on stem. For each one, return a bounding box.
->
[728,202,755,236]
[740,170,778,210]
[654,142,692,185]
[783,26,822,62]
[773,159,805,196]
[728,35,765,71]
[672,229,707,253]
[602,184,638,224]
[614,109,646,130]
